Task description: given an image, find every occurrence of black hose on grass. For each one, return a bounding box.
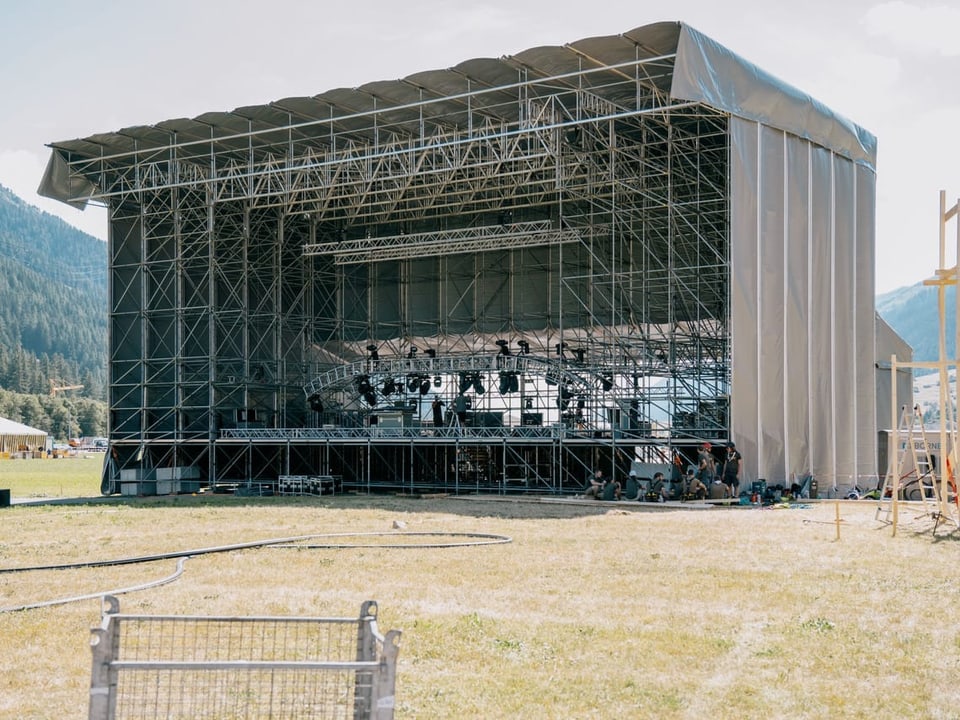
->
[0,532,512,612]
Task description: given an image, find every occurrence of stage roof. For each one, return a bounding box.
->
[41,21,876,208]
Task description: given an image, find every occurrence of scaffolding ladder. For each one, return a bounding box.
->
[876,405,939,523]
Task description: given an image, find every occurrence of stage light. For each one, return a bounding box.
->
[459,372,473,393]
[424,348,436,358]
[356,375,371,393]
[517,339,530,354]
[572,347,586,363]
[420,378,432,395]
[407,375,421,392]
[498,371,520,394]
[366,344,379,360]
[524,397,533,410]
[473,373,485,395]
[495,339,511,356]
[363,390,377,406]
[601,372,613,391]
[308,394,324,413]
[555,342,567,357]
[383,378,397,395]
[434,375,442,388]
[407,345,418,358]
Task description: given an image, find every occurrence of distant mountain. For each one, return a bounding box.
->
[876,281,955,365]
[0,183,107,400]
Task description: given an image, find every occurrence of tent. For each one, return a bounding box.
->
[0,417,48,455]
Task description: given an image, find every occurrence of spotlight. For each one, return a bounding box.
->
[572,347,586,364]
[407,345,418,359]
[356,375,371,393]
[498,371,520,394]
[517,340,530,355]
[424,348,436,358]
[473,373,485,395]
[555,342,567,358]
[601,373,613,392]
[434,375,442,388]
[495,339,511,356]
[366,344,379,360]
[382,378,397,395]
[407,374,421,393]
[557,385,573,410]
[363,390,377,406]
[524,397,533,410]
[420,378,432,395]
[308,394,324,413]
[459,372,473,394]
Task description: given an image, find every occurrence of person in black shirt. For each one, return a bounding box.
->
[722,442,742,498]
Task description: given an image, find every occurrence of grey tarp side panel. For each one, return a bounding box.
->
[834,157,857,492]
[37,151,96,208]
[671,23,877,170]
[809,146,834,490]
[785,134,811,482]
[855,164,878,490]
[875,313,913,434]
[729,118,759,487]
[730,116,875,490]
[759,125,786,484]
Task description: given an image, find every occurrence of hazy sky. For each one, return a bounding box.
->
[1,0,958,294]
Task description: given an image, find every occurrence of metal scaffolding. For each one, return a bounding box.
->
[46,23,740,494]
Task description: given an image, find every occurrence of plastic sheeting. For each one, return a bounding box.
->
[729,116,876,494]
[671,24,876,170]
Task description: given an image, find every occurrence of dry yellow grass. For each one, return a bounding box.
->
[1,483,959,719]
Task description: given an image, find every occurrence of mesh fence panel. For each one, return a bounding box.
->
[90,598,399,720]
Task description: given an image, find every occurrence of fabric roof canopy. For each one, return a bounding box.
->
[40,21,876,207]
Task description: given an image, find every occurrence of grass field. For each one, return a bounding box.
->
[1,459,959,718]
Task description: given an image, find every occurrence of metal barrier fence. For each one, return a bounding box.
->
[89,595,401,720]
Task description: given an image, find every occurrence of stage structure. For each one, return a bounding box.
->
[41,21,878,496]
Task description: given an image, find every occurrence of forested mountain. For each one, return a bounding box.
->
[0,184,107,437]
[876,282,955,366]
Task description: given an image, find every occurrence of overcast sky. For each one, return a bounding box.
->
[1,0,958,294]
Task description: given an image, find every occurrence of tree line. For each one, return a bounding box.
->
[0,387,106,440]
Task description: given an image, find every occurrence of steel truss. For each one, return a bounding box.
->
[67,45,730,494]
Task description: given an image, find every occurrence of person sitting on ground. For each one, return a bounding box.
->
[624,470,641,500]
[649,471,674,502]
[708,478,731,500]
[583,468,604,499]
[601,475,621,501]
[684,467,707,500]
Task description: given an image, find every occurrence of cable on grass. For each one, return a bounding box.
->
[0,532,512,612]
[0,557,188,613]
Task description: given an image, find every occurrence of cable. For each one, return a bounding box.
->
[0,532,512,612]
[0,557,188,613]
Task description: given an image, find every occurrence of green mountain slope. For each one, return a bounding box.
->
[0,183,107,407]
[876,282,954,364]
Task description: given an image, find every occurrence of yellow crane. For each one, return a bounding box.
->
[50,380,84,396]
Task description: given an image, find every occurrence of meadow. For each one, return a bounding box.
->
[0,458,958,719]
